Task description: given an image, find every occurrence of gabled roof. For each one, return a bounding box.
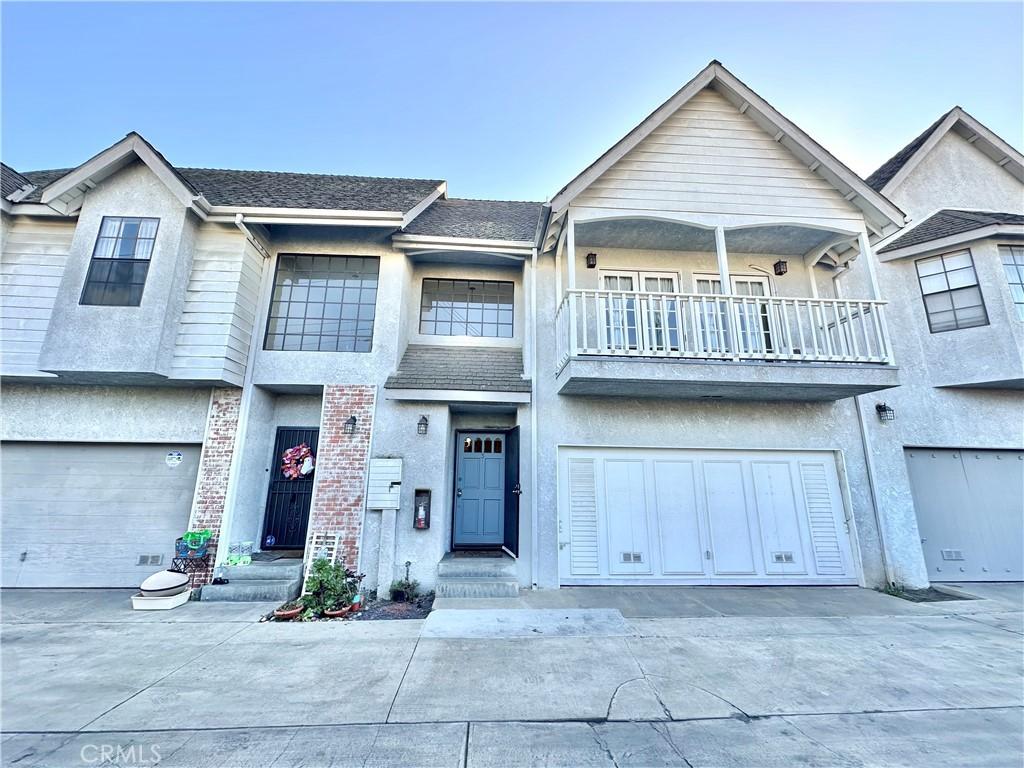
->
[1,162,35,200]
[544,60,905,248]
[25,132,446,220]
[403,198,543,242]
[877,209,1024,259]
[866,107,1024,194]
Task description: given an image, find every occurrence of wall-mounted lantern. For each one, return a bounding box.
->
[585,252,598,269]
[773,260,788,276]
[344,415,358,434]
[875,403,895,422]
[417,415,429,435]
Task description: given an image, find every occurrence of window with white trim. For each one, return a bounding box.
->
[915,250,988,333]
[999,245,1024,321]
[80,217,159,306]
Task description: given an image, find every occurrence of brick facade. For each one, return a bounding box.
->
[187,386,243,585]
[305,384,377,571]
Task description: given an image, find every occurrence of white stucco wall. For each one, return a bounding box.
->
[0,383,210,443]
[889,132,1024,222]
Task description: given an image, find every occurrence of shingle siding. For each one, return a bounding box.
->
[385,345,530,392]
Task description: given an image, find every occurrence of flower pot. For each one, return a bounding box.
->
[274,604,303,621]
[323,605,351,618]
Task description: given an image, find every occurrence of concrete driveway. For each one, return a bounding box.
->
[2,585,1022,767]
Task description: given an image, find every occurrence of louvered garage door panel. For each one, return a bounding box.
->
[906,448,1023,582]
[559,447,857,585]
[2,442,201,587]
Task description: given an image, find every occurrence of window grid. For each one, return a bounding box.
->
[419,278,514,338]
[80,217,159,306]
[264,254,379,352]
[915,250,988,333]
[1000,245,1024,321]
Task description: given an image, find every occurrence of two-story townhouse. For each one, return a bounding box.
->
[859,109,1024,585]
[532,61,911,590]
[2,61,1018,598]
[0,133,541,593]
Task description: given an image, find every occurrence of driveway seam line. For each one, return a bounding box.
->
[384,632,421,723]
[74,622,255,732]
[952,612,1024,636]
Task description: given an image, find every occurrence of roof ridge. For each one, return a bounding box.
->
[443,197,544,205]
[177,166,443,184]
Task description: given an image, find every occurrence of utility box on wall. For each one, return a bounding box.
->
[367,458,402,510]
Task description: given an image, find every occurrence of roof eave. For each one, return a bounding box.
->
[877,223,1024,261]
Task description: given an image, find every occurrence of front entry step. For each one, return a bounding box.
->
[435,553,519,598]
[200,559,303,602]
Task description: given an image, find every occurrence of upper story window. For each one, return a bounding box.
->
[1000,245,1024,320]
[80,217,159,306]
[264,254,379,352]
[419,279,514,338]
[915,250,988,333]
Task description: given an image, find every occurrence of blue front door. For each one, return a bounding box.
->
[454,433,506,546]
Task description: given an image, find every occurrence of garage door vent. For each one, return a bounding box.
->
[621,552,644,564]
[137,554,164,566]
[568,458,600,576]
[772,551,795,564]
[940,549,965,561]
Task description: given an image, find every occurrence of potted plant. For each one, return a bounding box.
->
[274,600,303,621]
[389,561,419,603]
[301,557,365,619]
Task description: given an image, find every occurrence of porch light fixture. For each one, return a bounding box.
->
[585,252,598,269]
[875,403,895,422]
[773,260,788,276]
[344,415,358,434]
[417,415,429,435]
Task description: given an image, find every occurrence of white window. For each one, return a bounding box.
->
[915,250,988,333]
[1000,245,1024,321]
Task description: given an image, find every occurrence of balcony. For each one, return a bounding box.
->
[554,290,899,400]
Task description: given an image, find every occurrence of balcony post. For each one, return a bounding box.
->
[857,228,893,364]
[567,208,578,291]
[714,226,730,288]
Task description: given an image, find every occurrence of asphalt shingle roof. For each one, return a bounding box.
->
[385,345,530,392]
[403,198,543,242]
[12,165,443,213]
[1,163,34,199]
[878,209,1024,253]
[866,110,953,192]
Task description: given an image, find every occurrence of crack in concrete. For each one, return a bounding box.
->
[587,722,620,768]
[75,622,254,732]
[779,715,854,763]
[953,612,1024,637]
[604,676,646,720]
[650,721,694,768]
[384,633,421,723]
[622,639,674,720]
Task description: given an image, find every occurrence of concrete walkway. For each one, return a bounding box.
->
[2,585,1022,767]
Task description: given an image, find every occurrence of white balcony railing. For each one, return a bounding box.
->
[555,289,893,372]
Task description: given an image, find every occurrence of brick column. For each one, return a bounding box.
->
[187,386,243,586]
[306,385,376,571]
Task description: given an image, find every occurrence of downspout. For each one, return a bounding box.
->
[843,237,897,588]
[530,244,540,589]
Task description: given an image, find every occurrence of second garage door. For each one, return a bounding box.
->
[2,442,201,588]
[906,448,1023,582]
[559,447,858,585]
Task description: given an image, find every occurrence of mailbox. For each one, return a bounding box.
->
[414,489,431,529]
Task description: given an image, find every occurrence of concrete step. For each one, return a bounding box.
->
[437,554,516,579]
[434,576,520,599]
[200,577,302,603]
[219,561,304,582]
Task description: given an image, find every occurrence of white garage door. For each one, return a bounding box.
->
[906,448,1023,582]
[2,442,201,588]
[559,447,858,585]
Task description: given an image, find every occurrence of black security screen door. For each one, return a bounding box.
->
[262,427,319,550]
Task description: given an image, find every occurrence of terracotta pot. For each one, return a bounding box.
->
[274,604,303,620]
[323,605,351,618]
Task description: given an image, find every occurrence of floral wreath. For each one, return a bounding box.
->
[281,443,315,480]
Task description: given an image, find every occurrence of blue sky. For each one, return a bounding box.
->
[2,2,1021,201]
